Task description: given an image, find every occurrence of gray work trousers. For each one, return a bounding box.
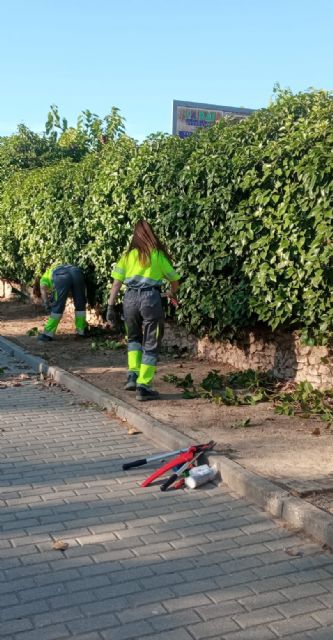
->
[123,288,164,385]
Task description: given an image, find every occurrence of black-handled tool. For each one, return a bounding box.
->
[160,447,211,492]
[122,459,147,470]
[122,448,187,471]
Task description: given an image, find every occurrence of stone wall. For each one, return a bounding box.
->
[163,323,333,390]
[0,280,31,300]
[0,280,15,298]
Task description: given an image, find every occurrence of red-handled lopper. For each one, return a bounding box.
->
[160,441,216,491]
[140,441,216,489]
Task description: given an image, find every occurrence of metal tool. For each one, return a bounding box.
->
[122,448,188,471]
[160,442,215,491]
[140,441,216,489]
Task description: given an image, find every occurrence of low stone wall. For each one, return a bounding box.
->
[0,280,16,298]
[0,279,31,300]
[163,323,333,390]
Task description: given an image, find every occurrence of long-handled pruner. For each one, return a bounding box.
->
[122,448,188,471]
[140,440,216,489]
[160,440,216,491]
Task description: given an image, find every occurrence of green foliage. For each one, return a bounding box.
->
[45,105,126,158]
[0,90,333,341]
[274,381,333,423]
[163,367,333,422]
[162,373,194,388]
[26,327,39,336]
[91,338,124,351]
[45,105,69,140]
[235,89,333,343]
[162,368,276,405]
[231,418,252,429]
[0,124,61,186]
[200,369,225,390]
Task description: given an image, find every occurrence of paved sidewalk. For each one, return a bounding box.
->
[1,348,333,640]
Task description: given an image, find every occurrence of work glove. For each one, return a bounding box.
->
[106,304,117,324]
[165,291,179,307]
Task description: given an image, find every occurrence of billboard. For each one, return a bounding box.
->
[172,99,255,138]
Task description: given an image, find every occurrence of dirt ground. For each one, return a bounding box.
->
[1,298,333,514]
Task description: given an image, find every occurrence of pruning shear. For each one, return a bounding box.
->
[139,441,216,490]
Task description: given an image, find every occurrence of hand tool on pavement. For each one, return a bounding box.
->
[122,448,188,470]
[160,442,216,491]
[140,441,216,488]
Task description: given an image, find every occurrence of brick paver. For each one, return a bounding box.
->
[1,346,333,639]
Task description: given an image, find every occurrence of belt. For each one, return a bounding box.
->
[127,286,161,292]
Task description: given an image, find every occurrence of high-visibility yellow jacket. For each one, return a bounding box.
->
[111,249,180,289]
[40,264,60,289]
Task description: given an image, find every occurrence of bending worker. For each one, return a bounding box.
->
[35,263,87,341]
[106,220,180,401]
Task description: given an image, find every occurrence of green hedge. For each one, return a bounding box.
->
[0,89,332,343]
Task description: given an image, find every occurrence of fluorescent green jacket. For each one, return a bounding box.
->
[40,264,60,289]
[111,249,180,289]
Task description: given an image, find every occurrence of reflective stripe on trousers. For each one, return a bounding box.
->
[75,310,87,335]
[44,313,62,337]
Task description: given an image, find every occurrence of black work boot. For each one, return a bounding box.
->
[124,372,138,391]
[76,326,90,338]
[136,386,160,401]
[37,333,53,342]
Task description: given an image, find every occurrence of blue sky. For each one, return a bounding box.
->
[0,0,332,141]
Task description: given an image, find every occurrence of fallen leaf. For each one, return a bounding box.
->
[42,379,58,388]
[284,547,304,557]
[52,540,69,551]
[26,327,39,336]
[312,427,321,436]
[231,418,252,429]
[127,426,141,435]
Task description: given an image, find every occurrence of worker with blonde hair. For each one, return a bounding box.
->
[106,220,180,401]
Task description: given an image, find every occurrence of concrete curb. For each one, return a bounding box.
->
[2,334,333,550]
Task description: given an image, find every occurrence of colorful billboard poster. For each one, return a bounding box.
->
[172,100,255,138]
